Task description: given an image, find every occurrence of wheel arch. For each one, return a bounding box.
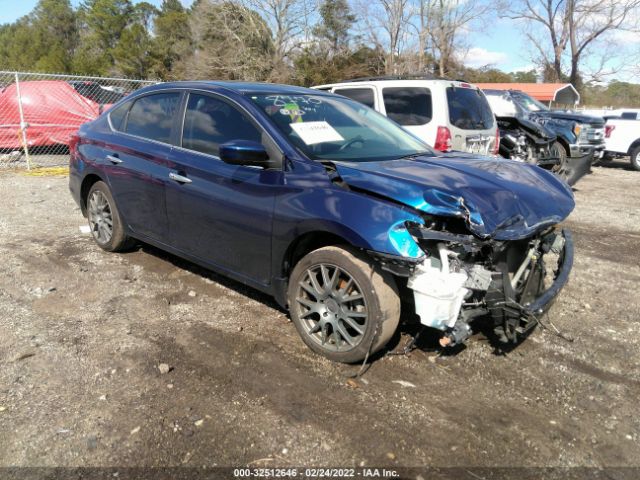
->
[80,173,105,216]
[627,138,640,156]
[281,231,354,279]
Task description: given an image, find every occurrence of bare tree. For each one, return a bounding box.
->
[241,0,311,79]
[507,0,640,87]
[180,0,275,81]
[417,0,494,77]
[359,0,413,74]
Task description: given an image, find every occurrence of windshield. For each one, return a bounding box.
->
[250,94,432,161]
[512,92,549,112]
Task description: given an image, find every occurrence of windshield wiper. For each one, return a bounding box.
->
[396,150,433,160]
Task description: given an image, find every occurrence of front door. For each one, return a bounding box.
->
[165,92,280,285]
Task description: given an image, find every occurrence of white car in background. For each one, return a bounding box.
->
[313,76,499,155]
[603,116,640,171]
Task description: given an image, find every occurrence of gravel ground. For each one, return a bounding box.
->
[0,160,638,471]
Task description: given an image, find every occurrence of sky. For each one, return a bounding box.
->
[0,0,636,82]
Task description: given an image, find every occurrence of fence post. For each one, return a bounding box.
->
[14,72,31,170]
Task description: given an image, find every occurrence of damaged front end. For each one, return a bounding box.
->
[392,222,573,347]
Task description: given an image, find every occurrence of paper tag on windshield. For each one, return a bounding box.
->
[290,121,344,145]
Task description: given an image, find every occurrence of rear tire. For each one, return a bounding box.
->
[86,181,134,252]
[630,146,640,171]
[287,246,400,363]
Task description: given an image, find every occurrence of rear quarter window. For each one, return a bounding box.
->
[108,101,131,131]
[334,88,376,108]
[382,87,432,126]
[446,87,494,130]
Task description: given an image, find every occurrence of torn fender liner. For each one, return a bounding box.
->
[564,154,592,187]
[333,156,575,240]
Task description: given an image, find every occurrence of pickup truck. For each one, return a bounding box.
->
[483,89,606,164]
[603,117,640,171]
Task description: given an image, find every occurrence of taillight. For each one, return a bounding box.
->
[69,133,80,159]
[492,127,500,155]
[605,124,615,138]
[434,126,452,152]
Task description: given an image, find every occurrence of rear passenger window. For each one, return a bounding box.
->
[382,87,432,126]
[182,93,262,157]
[334,88,375,108]
[108,101,130,131]
[125,93,180,143]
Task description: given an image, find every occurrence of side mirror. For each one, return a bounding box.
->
[219,140,272,168]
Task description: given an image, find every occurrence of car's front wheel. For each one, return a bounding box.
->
[86,181,133,252]
[288,246,400,363]
[630,145,640,171]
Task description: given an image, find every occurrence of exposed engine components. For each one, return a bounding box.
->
[407,244,469,332]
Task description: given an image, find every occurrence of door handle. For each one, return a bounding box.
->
[106,155,122,164]
[169,171,192,184]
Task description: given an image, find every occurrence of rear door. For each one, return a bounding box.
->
[446,85,496,154]
[164,91,280,285]
[102,91,181,241]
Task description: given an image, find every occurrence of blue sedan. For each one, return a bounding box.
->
[69,81,575,362]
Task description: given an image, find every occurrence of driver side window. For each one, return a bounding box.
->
[182,93,262,156]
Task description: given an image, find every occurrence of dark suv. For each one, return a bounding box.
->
[69,81,575,362]
[484,89,606,163]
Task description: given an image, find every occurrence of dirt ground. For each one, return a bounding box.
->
[0,159,639,472]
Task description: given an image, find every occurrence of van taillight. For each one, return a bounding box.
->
[492,127,500,155]
[605,125,615,138]
[434,126,452,152]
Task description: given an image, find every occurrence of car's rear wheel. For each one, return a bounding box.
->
[86,181,133,252]
[288,246,400,363]
[630,146,640,171]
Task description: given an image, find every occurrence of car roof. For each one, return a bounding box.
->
[139,80,333,97]
[313,78,478,89]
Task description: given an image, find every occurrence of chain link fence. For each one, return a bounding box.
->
[0,71,156,169]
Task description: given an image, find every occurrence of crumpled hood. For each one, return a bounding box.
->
[334,154,575,240]
[531,110,604,126]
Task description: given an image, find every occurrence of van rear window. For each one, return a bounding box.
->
[382,87,432,125]
[446,87,494,130]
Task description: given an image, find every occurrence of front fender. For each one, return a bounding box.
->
[271,165,427,282]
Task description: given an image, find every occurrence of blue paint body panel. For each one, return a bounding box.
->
[333,154,575,240]
[69,81,575,305]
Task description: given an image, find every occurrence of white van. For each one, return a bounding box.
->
[313,77,499,155]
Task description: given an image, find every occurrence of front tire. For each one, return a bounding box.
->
[551,141,569,179]
[287,246,400,363]
[630,146,640,171]
[86,181,133,252]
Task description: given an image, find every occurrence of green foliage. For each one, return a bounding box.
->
[152,0,191,79]
[313,0,356,54]
[582,81,640,108]
[0,0,77,73]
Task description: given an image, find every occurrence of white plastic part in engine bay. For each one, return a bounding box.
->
[407,244,468,331]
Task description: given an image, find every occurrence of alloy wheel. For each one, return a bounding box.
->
[295,263,368,352]
[88,190,113,244]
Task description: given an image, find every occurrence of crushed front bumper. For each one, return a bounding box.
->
[521,229,573,317]
[569,142,605,162]
[402,225,574,346]
[485,228,574,342]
